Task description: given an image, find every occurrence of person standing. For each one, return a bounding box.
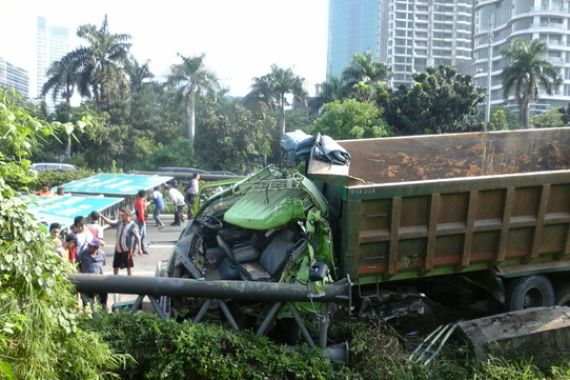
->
[166,184,186,226]
[86,211,106,246]
[49,223,65,257]
[185,173,200,220]
[64,234,79,263]
[77,238,107,311]
[100,208,142,276]
[72,216,94,254]
[151,186,165,228]
[133,190,149,255]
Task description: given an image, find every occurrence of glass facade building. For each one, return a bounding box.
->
[0,57,30,97]
[36,17,69,104]
[327,0,380,78]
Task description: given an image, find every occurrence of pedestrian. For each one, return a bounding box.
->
[104,208,142,276]
[77,238,107,311]
[185,173,200,220]
[133,190,149,255]
[86,211,106,246]
[64,233,79,264]
[166,183,186,226]
[151,186,165,228]
[72,216,94,253]
[37,184,52,196]
[49,223,65,257]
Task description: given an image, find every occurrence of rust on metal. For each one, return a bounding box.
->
[388,197,402,275]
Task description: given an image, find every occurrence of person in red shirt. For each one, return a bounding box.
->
[133,190,149,255]
[64,234,78,263]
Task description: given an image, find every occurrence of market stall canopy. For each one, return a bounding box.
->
[60,173,173,196]
[26,195,124,229]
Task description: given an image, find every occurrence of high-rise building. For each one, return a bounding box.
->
[474,0,570,114]
[36,17,69,102]
[382,0,474,88]
[0,57,30,97]
[327,0,380,78]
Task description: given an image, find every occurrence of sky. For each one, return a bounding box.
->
[0,0,329,97]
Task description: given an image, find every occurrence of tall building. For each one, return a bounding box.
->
[382,0,474,88]
[0,57,30,97]
[474,0,570,114]
[36,17,69,101]
[327,0,380,78]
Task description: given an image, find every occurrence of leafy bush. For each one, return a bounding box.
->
[86,312,337,380]
[27,168,94,192]
[0,87,123,379]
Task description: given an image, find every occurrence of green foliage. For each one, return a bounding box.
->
[195,99,272,173]
[86,312,336,380]
[313,99,390,140]
[384,65,485,135]
[0,87,122,379]
[489,106,519,130]
[28,168,94,191]
[502,39,561,129]
[531,107,564,129]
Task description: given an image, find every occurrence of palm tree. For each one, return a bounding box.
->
[167,54,217,145]
[502,39,561,129]
[247,65,307,152]
[341,52,391,96]
[62,15,132,105]
[41,55,76,106]
[127,58,153,94]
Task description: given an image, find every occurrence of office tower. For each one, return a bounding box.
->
[474,0,570,114]
[383,0,474,88]
[327,0,380,78]
[0,57,30,97]
[36,17,69,102]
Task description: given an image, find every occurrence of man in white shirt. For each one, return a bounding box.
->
[185,173,200,220]
[166,184,186,226]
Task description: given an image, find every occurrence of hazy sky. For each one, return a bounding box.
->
[0,0,329,97]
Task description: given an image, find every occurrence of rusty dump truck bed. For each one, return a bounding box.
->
[311,128,570,286]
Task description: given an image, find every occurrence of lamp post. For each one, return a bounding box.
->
[484,14,494,130]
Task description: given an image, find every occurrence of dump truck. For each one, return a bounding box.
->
[71,127,570,354]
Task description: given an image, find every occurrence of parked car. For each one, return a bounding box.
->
[31,163,78,172]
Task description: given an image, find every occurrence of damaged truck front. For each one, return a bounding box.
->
[165,127,570,343]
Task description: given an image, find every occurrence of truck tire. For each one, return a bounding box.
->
[505,275,555,311]
[555,284,570,306]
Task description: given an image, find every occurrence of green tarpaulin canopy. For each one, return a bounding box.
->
[26,195,124,228]
[61,173,173,196]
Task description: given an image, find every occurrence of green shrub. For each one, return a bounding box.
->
[26,168,94,192]
[85,312,336,380]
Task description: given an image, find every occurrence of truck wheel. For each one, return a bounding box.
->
[505,275,555,311]
[555,284,570,306]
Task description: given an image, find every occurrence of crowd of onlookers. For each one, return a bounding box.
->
[42,173,203,312]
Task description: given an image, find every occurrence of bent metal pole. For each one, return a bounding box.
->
[68,274,351,303]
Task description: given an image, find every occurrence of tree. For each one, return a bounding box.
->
[59,15,131,106]
[195,98,272,173]
[489,106,518,130]
[0,88,121,378]
[502,39,561,129]
[41,55,76,106]
[531,107,564,129]
[341,52,391,92]
[313,99,390,140]
[167,54,217,145]
[384,65,484,135]
[558,103,570,124]
[247,65,307,158]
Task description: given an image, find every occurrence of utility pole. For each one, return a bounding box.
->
[484,13,495,130]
